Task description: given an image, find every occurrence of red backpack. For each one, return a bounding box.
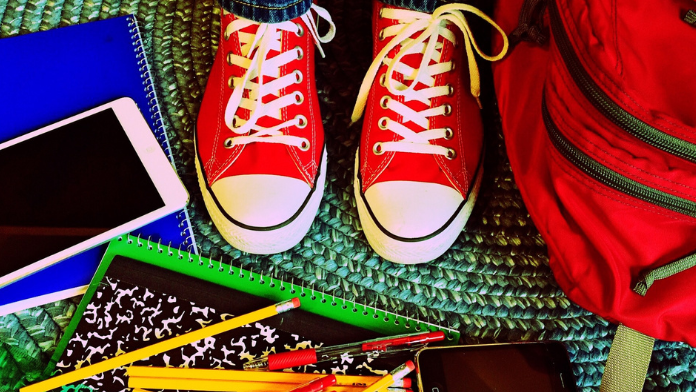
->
[492,0,696,389]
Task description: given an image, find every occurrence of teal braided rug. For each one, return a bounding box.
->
[1,0,695,391]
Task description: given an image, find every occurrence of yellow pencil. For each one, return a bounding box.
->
[360,361,415,392]
[128,376,401,392]
[129,376,295,392]
[20,298,300,392]
[126,366,410,387]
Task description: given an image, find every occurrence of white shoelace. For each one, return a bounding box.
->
[223,4,335,150]
[351,4,508,157]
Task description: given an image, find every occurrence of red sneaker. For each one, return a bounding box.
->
[196,5,335,254]
[351,2,507,263]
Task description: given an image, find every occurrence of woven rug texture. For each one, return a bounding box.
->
[1,0,695,391]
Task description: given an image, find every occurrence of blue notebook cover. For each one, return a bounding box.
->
[0,15,196,314]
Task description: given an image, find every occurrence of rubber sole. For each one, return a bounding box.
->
[196,149,327,254]
[354,149,481,264]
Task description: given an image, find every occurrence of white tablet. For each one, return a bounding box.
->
[0,97,189,287]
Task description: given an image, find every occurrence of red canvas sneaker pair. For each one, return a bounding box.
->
[196,1,507,263]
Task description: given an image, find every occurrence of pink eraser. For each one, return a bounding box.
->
[391,360,417,380]
[292,297,301,308]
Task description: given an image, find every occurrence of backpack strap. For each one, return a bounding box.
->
[600,324,655,392]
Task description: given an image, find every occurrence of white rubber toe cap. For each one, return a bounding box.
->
[211,174,311,228]
[363,181,464,239]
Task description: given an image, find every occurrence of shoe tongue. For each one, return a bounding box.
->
[384,25,453,87]
[232,25,287,122]
[231,16,285,59]
[384,30,453,127]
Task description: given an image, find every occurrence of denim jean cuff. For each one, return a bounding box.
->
[219,0,312,23]
[378,0,438,13]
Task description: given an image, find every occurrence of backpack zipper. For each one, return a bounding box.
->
[548,0,696,164]
[542,99,696,219]
[542,99,696,296]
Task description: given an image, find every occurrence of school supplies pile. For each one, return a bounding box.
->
[25,237,452,391]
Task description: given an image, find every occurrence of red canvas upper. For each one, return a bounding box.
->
[494,0,696,345]
[558,1,696,134]
[197,11,325,189]
[358,1,485,196]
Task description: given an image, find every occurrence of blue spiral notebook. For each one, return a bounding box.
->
[0,15,197,315]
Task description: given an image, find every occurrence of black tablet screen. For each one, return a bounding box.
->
[0,108,164,279]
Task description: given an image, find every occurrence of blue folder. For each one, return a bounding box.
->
[0,15,196,313]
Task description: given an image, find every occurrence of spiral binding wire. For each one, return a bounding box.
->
[126,15,197,253]
[116,234,460,341]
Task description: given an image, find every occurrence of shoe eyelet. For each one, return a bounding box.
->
[447,84,455,97]
[296,115,308,129]
[295,92,304,105]
[223,30,231,41]
[378,117,389,130]
[446,148,457,160]
[379,74,387,87]
[299,139,310,151]
[224,138,234,149]
[443,103,452,116]
[378,29,385,41]
[295,46,304,60]
[379,96,390,109]
[373,142,384,155]
[295,23,305,37]
[227,52,233,66]
[227,76,235,89]
[379,8,384,18]
[450,62,456,71]
[294,70,303,84]
[231,116,242,128]
[444,127,454,140]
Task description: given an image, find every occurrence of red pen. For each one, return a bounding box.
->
[289,375,337,392]
[244,331,444,371]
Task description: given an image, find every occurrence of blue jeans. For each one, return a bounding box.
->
[219,0,439,23]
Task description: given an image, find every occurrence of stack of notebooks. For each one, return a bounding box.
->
[45,237,459,390]
[0,15,197,316]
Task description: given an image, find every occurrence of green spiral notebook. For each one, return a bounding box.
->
[106,236,457,338]
[47,235,460,385]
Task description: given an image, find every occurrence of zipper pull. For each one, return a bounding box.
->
[633,252,696,296]
[509,0,549,49]
[684,10,696,27]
